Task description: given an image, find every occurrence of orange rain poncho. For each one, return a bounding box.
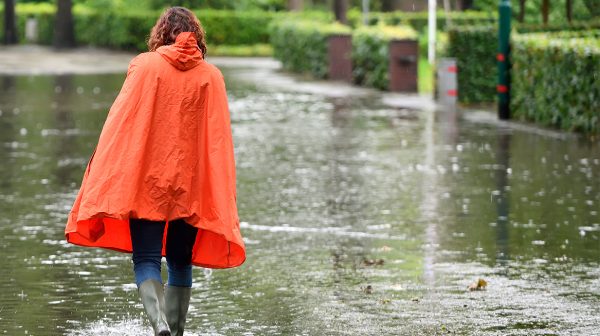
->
[65,32,245,269]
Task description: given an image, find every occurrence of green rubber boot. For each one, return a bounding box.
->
[164,285,192,336]
[138,279,171,336]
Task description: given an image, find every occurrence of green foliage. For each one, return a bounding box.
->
[74,0,287,11]
[209,43,273,56]
[516,17,600,33]
[347,9,497,31]
[445,25,498,103]
[196,10,275,45]
[473,0,595,23]
[584,0,600,17]
[2,3,276,51]
[511,33,600,133]
[352,24,417,90]
[388,10,497,32]
[270,19,351,79]
[74,6,157,50]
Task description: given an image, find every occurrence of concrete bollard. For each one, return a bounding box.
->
[388,39,418,92]
[25,17,39,43]
[327,34,353,82]
[436,58,458,106]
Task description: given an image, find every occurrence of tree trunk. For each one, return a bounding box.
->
[461,0,474,10]
[54,0,75,48]
[381,0,394,12]
[518,0,526,23]
[333,0,348,25]
[382,0,405,12]
[566,0,572,23]
[288,0,303,11]
[3,0,18,44]
[541,0,549,24]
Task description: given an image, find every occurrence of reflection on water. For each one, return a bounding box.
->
[0,68,598,335]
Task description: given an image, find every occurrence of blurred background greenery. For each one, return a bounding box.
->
[9,0,600,23]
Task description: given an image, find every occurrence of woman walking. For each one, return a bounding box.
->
[65,7,246,335]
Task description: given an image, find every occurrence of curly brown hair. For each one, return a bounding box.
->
[147,6,207,56]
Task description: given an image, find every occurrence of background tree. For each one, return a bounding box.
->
[461,0,474,10]
[381,0,401,12]
[518,0,526,22]
[583,0,600,16]
[566,0,572,22]
[542,0,549,24]
[333,0,348,24]
[54,0,76,48]
[3,0,17,44]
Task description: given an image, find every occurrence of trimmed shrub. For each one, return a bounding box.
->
[511,34,600,133]
[445,25,497,103]
[352,25,417,90]
[442,19,600,104]
[389,11,497,32]
[209,43,273,57]
[516,18,600,33]
[194,10,276,45]
[270,19,351,78]
[347,9,497,31]
[74,7,157,51]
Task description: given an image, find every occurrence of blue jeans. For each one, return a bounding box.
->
[129,218,198,288]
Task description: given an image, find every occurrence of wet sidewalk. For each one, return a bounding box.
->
[0,44,436,112]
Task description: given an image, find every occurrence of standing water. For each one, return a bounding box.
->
[0,64,598,335]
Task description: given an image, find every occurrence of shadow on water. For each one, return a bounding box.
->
[0,67,598,335]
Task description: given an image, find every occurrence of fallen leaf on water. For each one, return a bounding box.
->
[380,298,392,304]
[411,297,420,302]
[467,278,488,291]
[363,258,385,266]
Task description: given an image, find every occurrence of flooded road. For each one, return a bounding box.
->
[0,65,599,335]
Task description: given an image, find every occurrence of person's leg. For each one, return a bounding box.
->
[165,219,198,336]
[130,218,170,336]
[165,218,198,287]
[129,218,165,286]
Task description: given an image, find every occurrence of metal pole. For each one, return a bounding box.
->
[362,0,369,25]
[497,0,511,120]
[428,0,437,64]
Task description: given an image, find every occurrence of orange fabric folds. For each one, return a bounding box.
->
[65,32,245,269]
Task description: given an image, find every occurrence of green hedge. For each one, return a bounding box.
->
[516,17,600,33]
[352,24,417,90]
[270,19,351,79]
[446,25,498,103]
[0,3,276,51]
[386,10,497,32]
[74,7,157,51]
[511,34,600,133]
[347,9,497,31]
[444,20,600,104]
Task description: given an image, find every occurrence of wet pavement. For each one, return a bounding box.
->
[0,58,599,335]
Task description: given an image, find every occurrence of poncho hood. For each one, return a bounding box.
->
[156,32,203,71]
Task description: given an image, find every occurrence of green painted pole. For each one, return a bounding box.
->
[498,0,511,120]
